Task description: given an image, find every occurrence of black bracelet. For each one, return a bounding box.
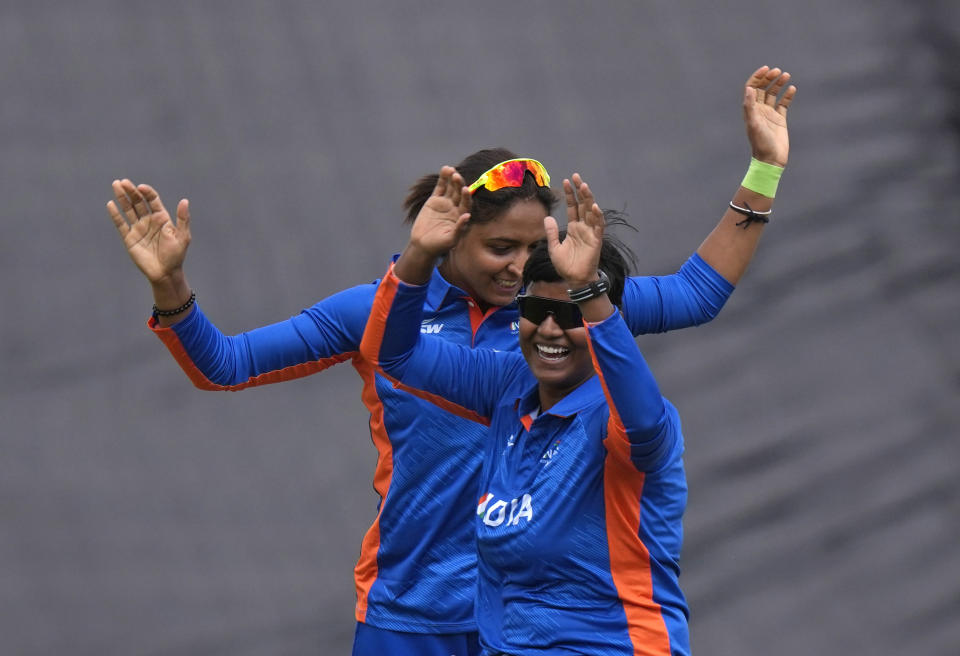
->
[153,290,196,317]
[729,200,772,229]
[567,270,610,303]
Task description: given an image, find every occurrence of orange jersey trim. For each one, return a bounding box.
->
[352,357,394,623]
[588,333,673,655]
[149,317,352,390]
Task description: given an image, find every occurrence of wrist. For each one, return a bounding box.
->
[394,244,438,286]
[150,272,191,305]
[741,158,784,198]
[567,270,610,303]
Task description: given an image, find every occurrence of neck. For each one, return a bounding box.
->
[437,259,493,313]
[536,376,593,414]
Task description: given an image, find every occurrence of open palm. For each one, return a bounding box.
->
[107,179,191,284]
[546,173,604,283]
[409,166,471,258]
[744,66,796,167]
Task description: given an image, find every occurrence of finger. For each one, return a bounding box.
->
[765,70,790,99]
[777,84,798,117]
[458,185,472,217]
[113,179,140,223]
[176,199,191,238]
[125,182,151,219]
[586,203,605,233]
[455,213,471,236]
[106,198,130,236]
[563,179,578,224]
[746,65,771,104]
[762,67,782,106]
[543,216,561,253]
[742,83,758,117]
[575,175,595,219]
[448,171,464,206]
[764,69,788,106]
[746,65,771,87]
[433,166,452,198]
[138,184,169,219]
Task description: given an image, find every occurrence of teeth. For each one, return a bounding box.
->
[536,344,570,359]
[495,279,519,289]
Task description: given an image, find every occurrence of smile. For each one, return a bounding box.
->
[495,278,520,290]
[536,344,570,361]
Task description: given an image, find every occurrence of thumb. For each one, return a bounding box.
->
[176,199,192,240]
[177,199,190,223]
[544,216,561,254]
[742,85,756,119]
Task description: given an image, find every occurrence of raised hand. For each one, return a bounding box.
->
[743,66,797,167]
[545,173,605,285]
[408,166,472,259]
[107,180,191,285]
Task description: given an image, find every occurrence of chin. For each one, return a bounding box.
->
[486,288,520,307]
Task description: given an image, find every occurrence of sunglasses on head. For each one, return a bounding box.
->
[517,294,583,330]
[467,158,551,194]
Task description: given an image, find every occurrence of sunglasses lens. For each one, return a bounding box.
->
[468,159,551,193]
[486,161,526,190]
[518,296,582,329]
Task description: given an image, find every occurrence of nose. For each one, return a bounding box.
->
[506,251,527,278]
[536,313,564,337]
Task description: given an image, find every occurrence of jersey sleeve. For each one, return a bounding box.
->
[147,282,378,390]
[360,263,524,423]
[621,253,735,335]
[585,310,682,473]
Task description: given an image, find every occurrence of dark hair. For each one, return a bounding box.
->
[522,210,638,307]
[403,148,557,225]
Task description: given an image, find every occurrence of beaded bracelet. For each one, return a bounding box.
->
[153,290,196,317]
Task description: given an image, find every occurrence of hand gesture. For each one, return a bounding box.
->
[743,65,797,167]
[408,166,472,259]
[545,173,605,285]
[107,180,191,285]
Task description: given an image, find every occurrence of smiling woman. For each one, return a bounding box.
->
[402,150,555,312]
[361,175,691,654]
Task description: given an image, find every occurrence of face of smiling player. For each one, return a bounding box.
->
[518,280,596,411]
[438,199,548,312]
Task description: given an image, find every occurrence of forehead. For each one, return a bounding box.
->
[525,280,568,301]
[467,199,547,243]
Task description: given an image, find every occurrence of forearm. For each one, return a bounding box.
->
[695,185,770,285]
[394,243,440,286]
[586,312,675,470]
[696,158,783,285]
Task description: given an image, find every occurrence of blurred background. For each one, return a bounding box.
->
[2,1,958,654]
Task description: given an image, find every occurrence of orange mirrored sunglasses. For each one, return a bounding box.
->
[467,158,551,194]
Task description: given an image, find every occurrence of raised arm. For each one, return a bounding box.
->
[595,66,796,335]
[108,179,369,390]
[108,180,195,326]
[546,200,679,471]
[695,65,796,284]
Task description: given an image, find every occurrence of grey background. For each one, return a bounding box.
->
[2,1,958,654]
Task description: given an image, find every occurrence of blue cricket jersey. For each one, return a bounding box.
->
[364,265,690,655]
[147,254,731,636]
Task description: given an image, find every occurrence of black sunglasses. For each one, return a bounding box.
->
[516,295,583,330]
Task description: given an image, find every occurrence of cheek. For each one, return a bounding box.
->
[518,321,537,343]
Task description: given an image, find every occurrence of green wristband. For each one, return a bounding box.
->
[741,158,784,198]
